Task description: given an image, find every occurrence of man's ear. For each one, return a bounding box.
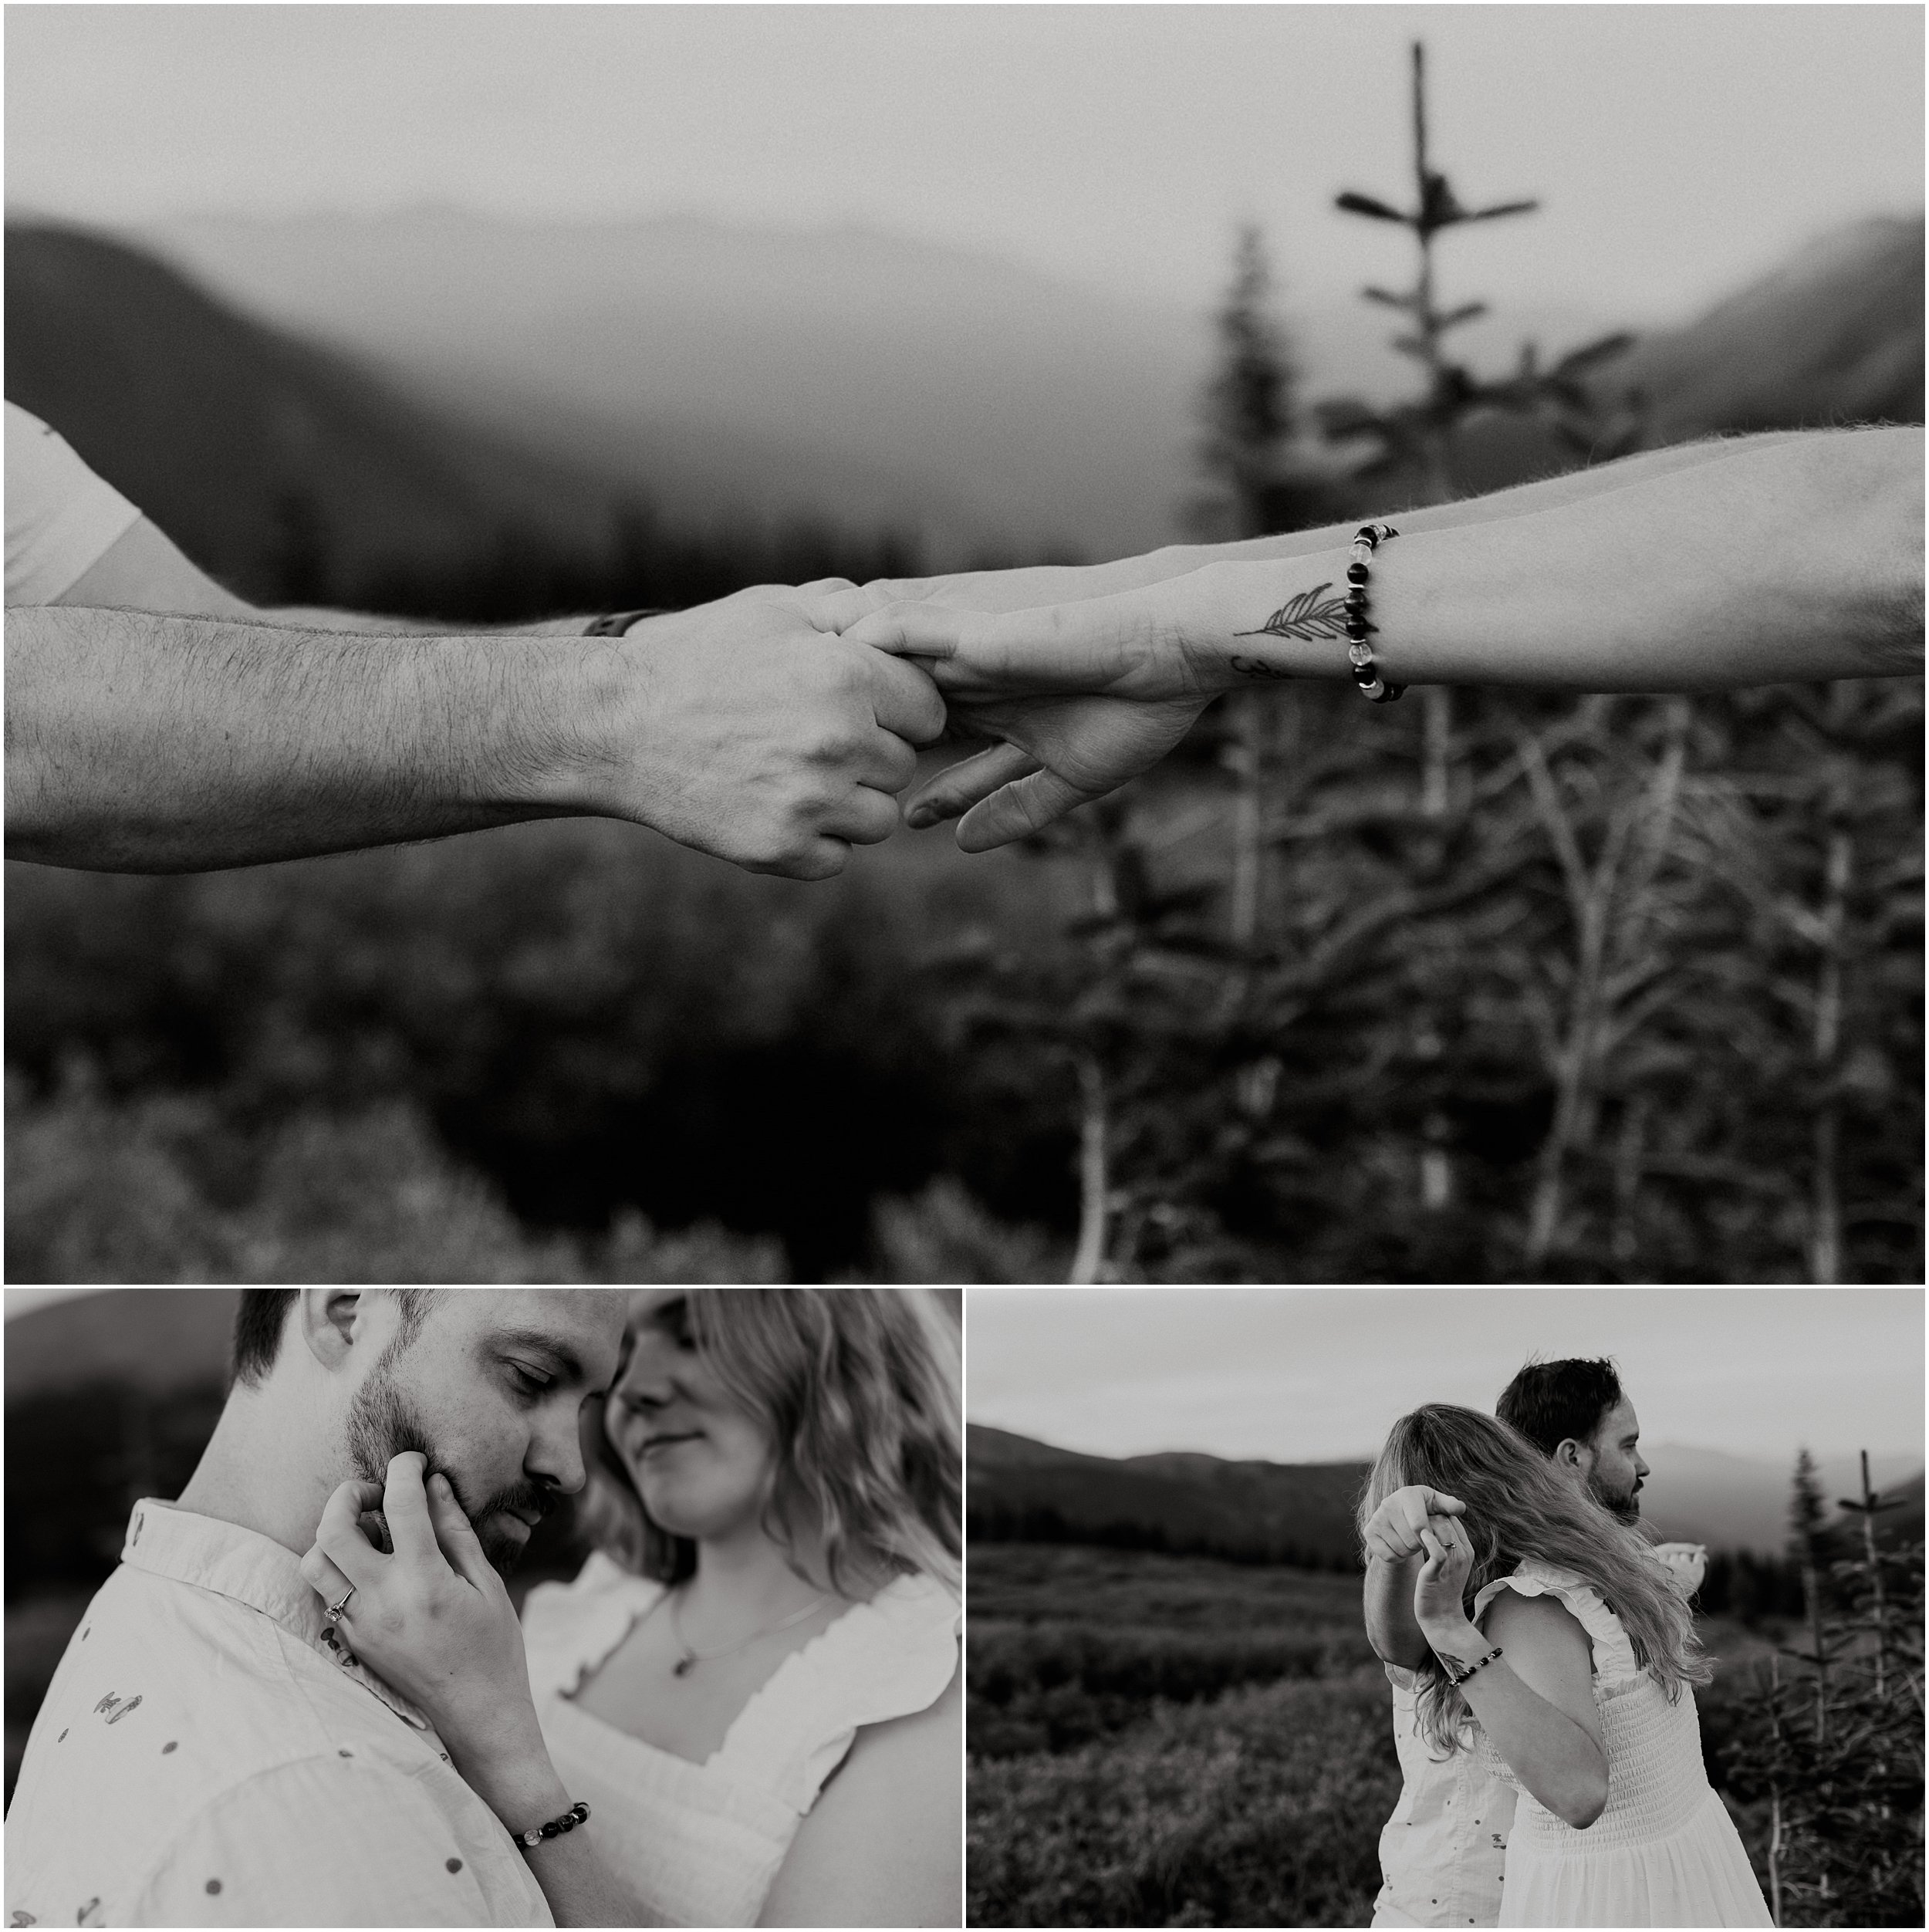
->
[298,1290,365,1370]
[1553,1437,1587,1470]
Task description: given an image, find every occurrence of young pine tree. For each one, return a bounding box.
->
[1191,226,1330,963]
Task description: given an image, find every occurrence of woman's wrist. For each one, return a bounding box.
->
[1197,554,1366,694]
[461,1737,574,1840]
[1419,1616,1488,1664]
[437,1701,567,1827]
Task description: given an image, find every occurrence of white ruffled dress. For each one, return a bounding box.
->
[521,1555,961,1927]
[1471,1559,1771,1929]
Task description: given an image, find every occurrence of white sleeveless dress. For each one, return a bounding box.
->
[520,1555,961,1927]
[1471,1559,1771,1928]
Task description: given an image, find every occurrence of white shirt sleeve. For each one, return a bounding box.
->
[5,400,144,606]
[128,1755,546,1928]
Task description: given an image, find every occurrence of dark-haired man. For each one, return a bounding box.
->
[5,1289,626,1929]
[1357,1359,1704,1927]
[1495,1356,1650,1525]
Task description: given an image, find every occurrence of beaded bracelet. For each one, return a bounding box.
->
[515,1799,590,1851]
[1441,1644,1503,1686]
[1344,523,1404,704]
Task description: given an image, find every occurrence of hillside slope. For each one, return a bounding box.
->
[4,1288,238,1402]
[4,223,624,602]
[1613,214,1925,437]
[968,1423,1368,1567]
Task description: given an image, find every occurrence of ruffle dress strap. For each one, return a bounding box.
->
[1471,1559,1643,1686]
[713,1572,961,1814]
[520,1550,667,1702]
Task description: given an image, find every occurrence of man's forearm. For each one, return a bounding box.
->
[5,607,619,871]
[256,606,600,637]
[1363,1554,1432,1670]
[873,431,1815,615]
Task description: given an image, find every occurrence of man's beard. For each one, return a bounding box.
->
[343,1360,554,1576]
[1590,1472,1643,1525]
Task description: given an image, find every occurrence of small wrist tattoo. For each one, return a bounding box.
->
[1233,583,1353,646]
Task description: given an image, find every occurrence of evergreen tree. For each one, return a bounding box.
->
[1192,225,1329,542]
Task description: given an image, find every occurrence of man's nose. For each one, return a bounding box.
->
[529,1417,589,1497]
[1634,1454,1650,1478]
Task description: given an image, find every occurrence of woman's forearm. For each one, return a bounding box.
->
[1451,1656,1608,1829]
[1178,426,1921,692]
[1427,1621,1608,1829]
[870,430,1820,614]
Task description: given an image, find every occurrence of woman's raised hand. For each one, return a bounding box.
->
[300,1452,545,1776]
[1412,1515,1481,1653]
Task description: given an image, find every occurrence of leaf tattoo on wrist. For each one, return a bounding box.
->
[1234,583,1352,643]
[1228,582,1353,681]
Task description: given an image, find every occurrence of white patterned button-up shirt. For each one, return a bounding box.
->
[5,1501,552,1929]
[1371,1662,1517,1929]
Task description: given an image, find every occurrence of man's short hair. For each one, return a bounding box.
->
[232,1290,438,1387]
[1495,1356,1625,1457]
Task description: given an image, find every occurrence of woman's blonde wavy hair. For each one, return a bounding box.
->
[1360,1403,1709,1755]
[578,1289,961,1596]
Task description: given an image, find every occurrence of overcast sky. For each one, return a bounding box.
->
[7,6,1921,319]
[966,1289,1925,1464]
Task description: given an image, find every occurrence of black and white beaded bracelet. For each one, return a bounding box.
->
[1344,523,1405,704]
[516,1799,590,1851]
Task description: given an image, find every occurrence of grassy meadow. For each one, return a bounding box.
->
[966,1541,1795,1929]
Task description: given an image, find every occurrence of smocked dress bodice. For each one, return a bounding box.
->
[521,1555,960,1927]
[1471,1559,1770,1927]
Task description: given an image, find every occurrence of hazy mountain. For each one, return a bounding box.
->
[968,1424,1924,1562]
[5,223,629,602]
[1611,215,1925,437]
[1640,1443,1924,1555]
[129,208,1211,560]
[4,1289,238,1403]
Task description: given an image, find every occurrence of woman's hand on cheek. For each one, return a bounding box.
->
[300,1452,546,1775]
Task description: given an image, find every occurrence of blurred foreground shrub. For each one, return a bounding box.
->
[5,816,1073,1281]
[4,1070,783,1284]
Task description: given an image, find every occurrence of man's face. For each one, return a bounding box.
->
[340,1291,626,1574]
[1579,1397,1650,1522]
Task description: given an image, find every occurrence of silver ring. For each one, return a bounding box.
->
[326,1586,356,1624]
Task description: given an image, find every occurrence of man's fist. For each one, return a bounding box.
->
[593,584,947,880]
[1363,1484,1468,1565]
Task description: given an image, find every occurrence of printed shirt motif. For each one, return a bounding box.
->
[3,1501,551,1929]
[1374,1662,1517,1929]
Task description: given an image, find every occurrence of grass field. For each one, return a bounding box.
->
[966,1541,1793,1929]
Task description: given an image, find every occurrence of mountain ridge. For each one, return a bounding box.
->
[968,1423,1924,1562]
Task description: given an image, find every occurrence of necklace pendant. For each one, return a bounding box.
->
[673,1655,694,1677]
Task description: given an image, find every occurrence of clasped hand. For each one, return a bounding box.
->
[840,576,1231,853]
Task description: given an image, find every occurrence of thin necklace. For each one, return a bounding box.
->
[667,1586,831,1677]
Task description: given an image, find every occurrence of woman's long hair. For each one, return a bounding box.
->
[579,1289,961,1597]
[1360,1403,1709,1754]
